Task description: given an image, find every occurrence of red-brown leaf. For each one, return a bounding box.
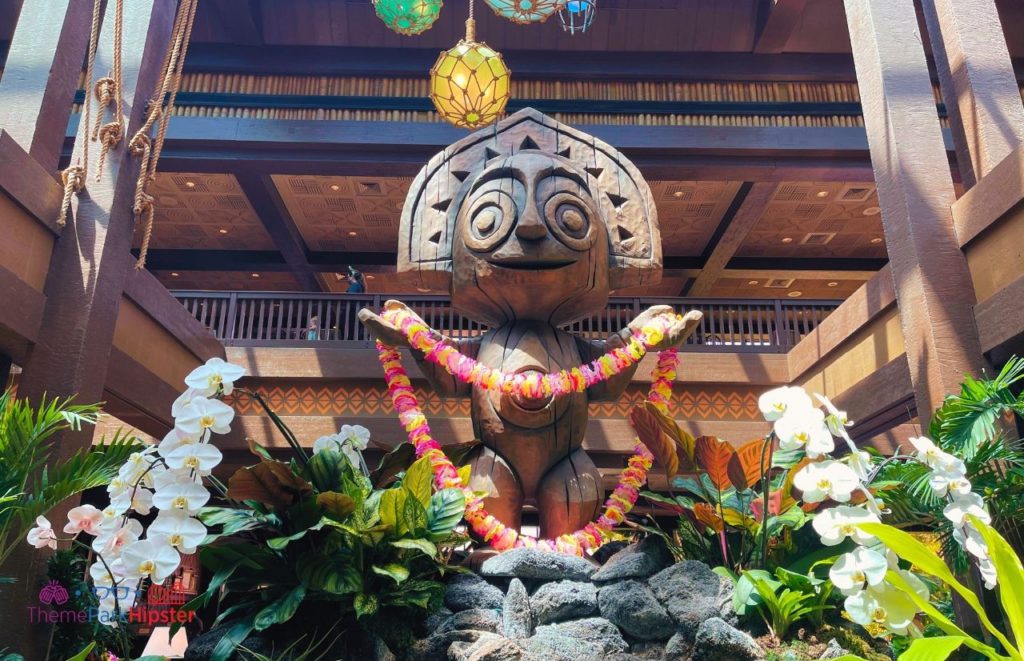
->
[629,404,679,478]
[693,502,724,532]
[728,439,770,490]
[694,435,736,492]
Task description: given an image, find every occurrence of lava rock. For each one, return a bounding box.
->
[449,636,535,661]
[446,632,505,661]
[592,541,629,564]
[372,635,396,661]
[664,632,692,661]
[819,639,851,659]
[409,630,495,661]
[648,560,728,638]
[502,578,534,639]
[524,617,629,660]
[591,536,673,583]
[435,609,503,635]
[480,548,596,581]
[424,607,456,635]
[445,573,506,612]
[598,579,675,641]
[530,580,598,624]
[691,617,764,661]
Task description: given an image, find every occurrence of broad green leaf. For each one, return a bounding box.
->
[66,642,96,661]
[385,578,443,609]
[227,460,313,509]
[296,551,363,595]
[733,570,779,615]
[254,585,306,631]
[403,456,434,507]
[379,487,407,533]
[774,567,821,592]
[211,615,256,661]
[861,523,1016,657]
[350,489,382,531]
[974,518,1024,651]
[457,464,472,485]
[712,566,738,584]
[199,506,278,535]
[391,538,438,557]
[267,527,314,550]
[317,491,357,520]
[306,448,345,493]
[898,636,968,661]
[426,488,465,539]
[370,442,416,488]
[355,592,379,618]
[400,488,429,536]
[372,563,410,584]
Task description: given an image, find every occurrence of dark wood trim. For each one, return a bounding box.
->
[754,0,811,54]
[834,354,916,448]
[121,267,225,362]
[975,272,1024,355]
[951,145,1024,247]
[0,264,45,363]
[727,257,889,271]
[0,131,64,235]
[235,171,322,291]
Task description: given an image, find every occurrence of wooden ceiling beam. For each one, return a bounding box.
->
[754,0,811,55]
[723,268,878,282]
[685,182,779,296]
[235,171,324,291]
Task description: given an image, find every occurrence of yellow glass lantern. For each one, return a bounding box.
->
[429,18,511,129]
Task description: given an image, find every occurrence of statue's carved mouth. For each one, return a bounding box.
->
[491,260,574,271]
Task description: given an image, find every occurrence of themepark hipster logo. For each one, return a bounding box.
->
[27,580,196,626]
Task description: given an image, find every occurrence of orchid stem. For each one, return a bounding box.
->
[758,432,775,568]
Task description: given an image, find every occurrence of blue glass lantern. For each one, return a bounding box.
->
[483,0,565,24]
[559,0,595,34]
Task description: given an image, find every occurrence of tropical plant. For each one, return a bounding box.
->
[45,550,129,660]
[0,390,137,572]
[719,560,835,642]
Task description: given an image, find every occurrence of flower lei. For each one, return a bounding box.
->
[376,308,683,555]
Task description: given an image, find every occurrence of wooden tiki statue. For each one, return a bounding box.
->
[361,108,701,538]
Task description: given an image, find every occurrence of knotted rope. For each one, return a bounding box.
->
[92,0,123,181]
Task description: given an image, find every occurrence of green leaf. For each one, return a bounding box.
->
[426,488,465,539]
[974,518,1024,650]
[370,442,416,488]
[372,563,410,584]
[403,456,434,507]
[355,592,380,618]
[211,615,257,661]
[733,569,779,615]
[457,464,472,485]
[898,636,968,661]
[385,578,443,609]
[317,491,357,520]
[379,487,407,533]
[391,538,439,557]
[66,642,96,661]
[860,522,1017,657]
[306,448,346,493]
[296,550,363,595]
[254,585,307,631]
[267,527,315,550]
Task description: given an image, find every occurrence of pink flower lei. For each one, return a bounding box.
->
[375,310,681,556]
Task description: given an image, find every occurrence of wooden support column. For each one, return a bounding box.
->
[843,0,985,426]
[920,0,1024,189]
[0,0,93,173]
[686,182,777,296]
[0,353,11,390]
[755,0,810,54]
[4,2,177,654]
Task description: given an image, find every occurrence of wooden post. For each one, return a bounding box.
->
[920,0,1024,189]
[4,1,177,655]
[0,0,94,174]
[843,0,986,426]
[0,353,11,390]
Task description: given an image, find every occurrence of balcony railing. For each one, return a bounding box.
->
[171,292,840,353]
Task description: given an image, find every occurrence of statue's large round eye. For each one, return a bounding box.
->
[463,188,518,252]
[544,192,595,250]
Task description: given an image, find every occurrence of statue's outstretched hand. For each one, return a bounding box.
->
[627,305,703,352]
[357,299,431,348]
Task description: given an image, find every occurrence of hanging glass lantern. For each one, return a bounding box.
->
[483,0,566,24]
[373,0,443,36]
[558,0,595,34]
[429,16,511,129]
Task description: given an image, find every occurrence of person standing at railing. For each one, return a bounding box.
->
[346,266,365,294]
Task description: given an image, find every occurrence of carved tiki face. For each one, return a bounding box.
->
[398,109,662,327]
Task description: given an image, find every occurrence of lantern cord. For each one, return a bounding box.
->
[466,0,475,40]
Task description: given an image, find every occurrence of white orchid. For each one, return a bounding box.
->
[90,557,126,587]
[845,575,927,635]
[64,505,105,535]
[172,387,200,418]
[26,516,57,550]
[152,478,210,514]
[158,428,199,457]
[978,557,998,589]
[117,447,159,486]
[909,436,966,475]
[152,467,196,491]
[929,471,972,498]
[340,424,371,450]
[811,505,880,546]
[185,357,246,396]
[758,386,814,422]
[175,396,235,436]
[150,511,207,555]
[164,442,223,474]
[953,524,990,562]
[830,546,889,596]
[774,407,834,458]
[846,450,874,482]
[943,492,992,528]
[111,486,154,516]
[92,519,143,556]
[793,460,860,503]
[121,536,181,585]
[815,393,854,442]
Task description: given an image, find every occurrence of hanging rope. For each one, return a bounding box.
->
[93,0,124,181]
[130,0,200,269]
[56,0,104,227]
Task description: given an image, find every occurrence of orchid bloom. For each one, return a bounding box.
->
[793,460,860,503]
[758,386,813,422]
[929,471,972,498]
[149,511,207,555]
[845,450,874,482]
[158,428,198,457]
[978,558,998,590]
[64,505,105,535]
[811,505,879,546]
[340,424,371,450]
[164,442,223,474]
[27,516,57,550]
[92,519,144,556]
[844,575,927,636]
[120,536,181,585]
[111,486,154,516]
[815,393,854,443]
[152,478,210,514]
[174,396,235,436]
[830,546,888,596]
[184,357,246,396]
[171,387,200,418]
[943,492,992,528]
[909,436,966,474]
[773,407,835,458]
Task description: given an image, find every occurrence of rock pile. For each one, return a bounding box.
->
[407,537,765,661]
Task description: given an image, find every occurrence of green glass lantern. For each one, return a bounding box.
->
[373,0,444,36]
[483,0,566,24]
